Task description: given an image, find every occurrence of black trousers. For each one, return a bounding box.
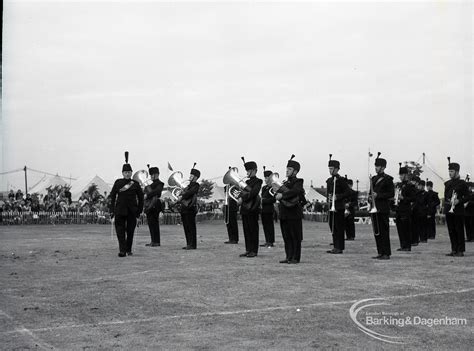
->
[371,212,391,256]
[181,212,197,248]
[426,215,437,239]
[395,215,411,249]
[446,214,465,253]
[344,214,355,239]
[465,216,474,241]
[115,212,137,253]
[280,219,302,261]
[261,212,275,244]
[410,214,420,244]
[414,216,428,242]
[146,210,161,244]
[226,210,239,242]
[242,213,259,254]
[329,211,345,251]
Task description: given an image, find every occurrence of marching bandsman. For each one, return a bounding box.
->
[223,180,239,244]
[369,153,395,260]
[409,176,421,246]
[261,166,276,248]
[144,165,164,247]
[178,163,201,250]
[276,155,305,263]
[109,152,144,257]
[394,164,416,252]
[344,177,358,240]
[413,179,429,243]
[237,157,262,258]
[443,157,469,257]
[425,179,440,240]
[465,180,474,242]
[326,155,352,254]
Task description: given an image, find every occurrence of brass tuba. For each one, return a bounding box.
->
[223,167,246,201]
[168,171,188,201]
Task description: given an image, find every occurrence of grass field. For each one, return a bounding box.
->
[0,220,473,350]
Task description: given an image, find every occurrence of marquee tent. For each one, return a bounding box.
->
[70,175,112,200]
[29,175,68,195]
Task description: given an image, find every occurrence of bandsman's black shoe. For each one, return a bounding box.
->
[246,252,257,257]
[445,252,455,256]
[279,259,289,263]
[396,248,403,251]
[126,252,133,256]
[377,255,390,260]
[260,243,269,247]
[118,252,126,257]
[288,259,299,264]
[454,252,464,257]
[239,252,249,257]
[372,255,382,259]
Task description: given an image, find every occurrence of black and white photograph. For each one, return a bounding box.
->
[1,0,473,349]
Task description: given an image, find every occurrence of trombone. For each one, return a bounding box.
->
[368,175,378,213]
[329,176,337,212]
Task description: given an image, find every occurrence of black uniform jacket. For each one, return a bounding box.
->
[145,179,164,213]
[394,181,417,217]
[239,176,262,215]
[346,189,358,215]
[180,181,200,214]
[326,175,352,211]
[412,190,428,217]
[370,173,395,214]
[278,176,304,220]
[465,190,474,216]
[109,178,144,217]
[261,184,276,214]
[444,178,469,215]
[425,190,440,216]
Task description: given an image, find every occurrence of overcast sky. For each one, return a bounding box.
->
[1,0,473,192]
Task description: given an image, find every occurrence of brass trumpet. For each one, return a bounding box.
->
[394,185,401,206]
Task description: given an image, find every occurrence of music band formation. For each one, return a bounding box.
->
[109,152,474,262]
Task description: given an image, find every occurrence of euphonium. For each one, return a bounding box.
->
[167,171,188,200]
[133,170,153,188]
[268,173,282,196]
[329,176,337,212]
[222,167,246,201]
